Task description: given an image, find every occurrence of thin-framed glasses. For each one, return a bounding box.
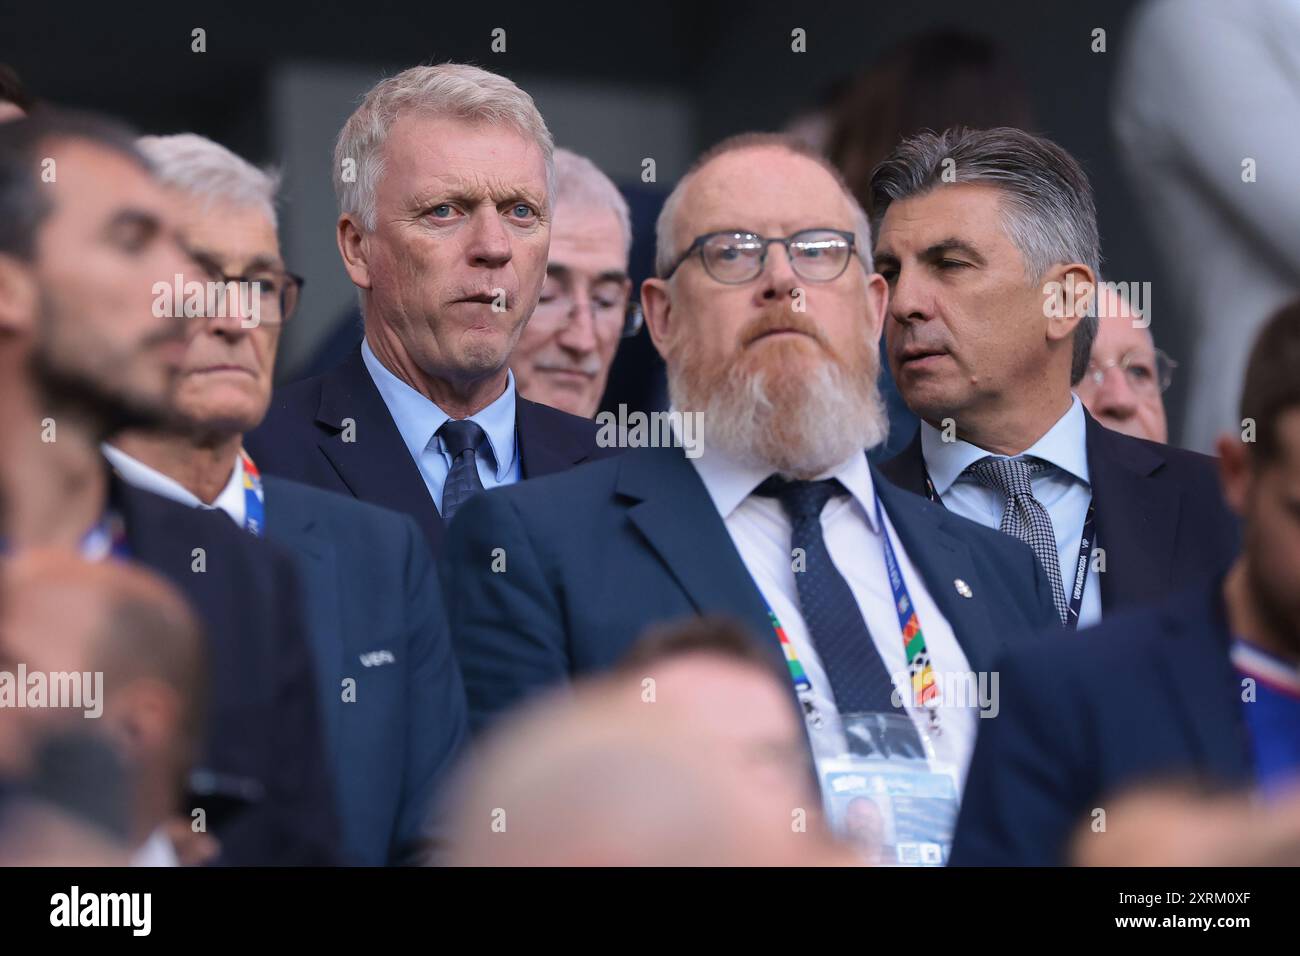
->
[1085,348,1177,394]
[661,228,857,284]
[532,282,642,338]
[189,250,305,325]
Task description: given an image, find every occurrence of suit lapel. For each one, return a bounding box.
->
[263,480,344,767]
[617,447,783,673]
[1085,412,1178,611]
[516,398,590,478]
[873,469,1003,672]
[877,427,929,497]
[314,346,443,551]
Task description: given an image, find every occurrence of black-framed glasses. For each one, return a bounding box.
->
[661,228,857,284]
[188,250,305,325]
[1085,348,1178,394]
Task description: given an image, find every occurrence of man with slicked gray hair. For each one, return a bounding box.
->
[247,63,612,556]
[873,126,1237,630]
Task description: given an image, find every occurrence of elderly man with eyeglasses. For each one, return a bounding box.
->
[443,134,1062,861]
[1074,282,1176,444]
[510,148,641,419]
[105,133,468,866]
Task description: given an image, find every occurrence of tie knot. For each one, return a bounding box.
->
[438,418,487,458]
[965,455,1046,499]
[754,476,845,523]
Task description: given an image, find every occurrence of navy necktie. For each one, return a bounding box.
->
[438,419,488,522]
[755,476,919,744]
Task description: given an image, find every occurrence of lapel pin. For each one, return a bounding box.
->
[954,578,973,598]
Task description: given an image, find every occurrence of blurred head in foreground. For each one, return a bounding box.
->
[445,616,854,866]
[0,550,206,862]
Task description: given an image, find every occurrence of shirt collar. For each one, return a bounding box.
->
[361,338,517,481]
[102,444,247,526]
[689,441,880,533]
[920,393,1090,494]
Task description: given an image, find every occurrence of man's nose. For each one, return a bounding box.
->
[556,292,598,354]
[758,243,800,303]
[466,209,513,268]
[1094,366,1139,417]
[887,265,929,324]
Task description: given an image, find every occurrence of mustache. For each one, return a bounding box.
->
[739,309,830,349]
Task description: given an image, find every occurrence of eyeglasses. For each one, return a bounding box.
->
[662,229,857,284]
[189,253,305,325]
[531,285,643,338]
[1084,348,1178,394]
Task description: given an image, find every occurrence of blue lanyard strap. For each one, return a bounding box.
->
[923,467,1095,630]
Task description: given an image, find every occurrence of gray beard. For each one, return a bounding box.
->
[668,341,890,481]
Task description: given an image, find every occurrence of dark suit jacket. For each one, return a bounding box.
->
[246,345,613,556]
[439,444,1061,734]
[262,476,468,866]
[114,478,338,865]
[877,410,1241,615]
[950,576,1253,866]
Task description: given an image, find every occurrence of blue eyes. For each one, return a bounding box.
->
[424,203,536,221]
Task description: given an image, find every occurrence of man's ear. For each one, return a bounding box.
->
[0,254,38,338]
[1216,431,1252,518]
[864,271,889,347]
[1042,262,1095,344]
[640,276,674,360]
[336,214,372,292]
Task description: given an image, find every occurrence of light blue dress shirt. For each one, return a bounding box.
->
[919,394,1102,629]
[361,338,522,515]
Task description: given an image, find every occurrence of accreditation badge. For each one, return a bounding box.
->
[820,712,959,867]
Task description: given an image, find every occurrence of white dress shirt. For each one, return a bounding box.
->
[919,394,1102,629]
[103,444,247,527]
[690,447,979,793]
[361,339,522,513]
[130,827,180,867]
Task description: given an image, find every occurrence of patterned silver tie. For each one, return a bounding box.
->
[965,456,1068,624]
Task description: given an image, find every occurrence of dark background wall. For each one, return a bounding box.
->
[3,0,1177,427]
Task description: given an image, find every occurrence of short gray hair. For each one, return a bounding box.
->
[334,62,554,232]
[137,132,280,227]
[654,132,874,280]
[869,126,1101,384]
[555,147,631,255]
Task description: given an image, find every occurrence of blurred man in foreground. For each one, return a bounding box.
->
[446,617,853,866]
[0,110,336,864]
[952,300,1300,865]
[107,132,468,865]
[511,147,636,418]
[0,550,209,866]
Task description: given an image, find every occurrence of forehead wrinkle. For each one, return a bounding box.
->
[408,168,548,209]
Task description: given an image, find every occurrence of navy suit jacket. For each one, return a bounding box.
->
[246,345,613,557]
[114,477,338,865]
[950,576,1253,866]
[262,476,468,865]
[440,444,1061,734]
[878,410,1241,615]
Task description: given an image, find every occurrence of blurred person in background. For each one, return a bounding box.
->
[1074,282,1174,444]
[107,132,468,865]
[0,110,337,864]
[445,617,854,866]
[0,550,209,866]
[1114,0,1300,454]
[511,147,637,418]
[247,64,611,555]
[952,299,1300,865]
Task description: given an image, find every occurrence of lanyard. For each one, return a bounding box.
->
[923,468,1096,630]
[769,493,941,733]
[240,449,266,537]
